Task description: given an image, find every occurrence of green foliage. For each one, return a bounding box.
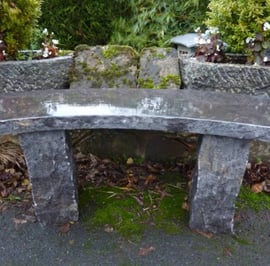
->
[110,0,210,51]
[0,0,42,58]
[206,0,270,53]
[39,0,129,49]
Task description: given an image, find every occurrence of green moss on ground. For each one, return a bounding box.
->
[236,186,270,211]
[79,173,188,241]
[79,170,270,241]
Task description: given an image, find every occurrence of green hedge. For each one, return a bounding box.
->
[40,0,209,51]
[39,0,129,49]
[0,0,42,58]
[110,0,210,50]
[206,0,270,53]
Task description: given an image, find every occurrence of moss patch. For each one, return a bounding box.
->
[236,186,270,211]
[137,78,155,89]
[159,74,181,89]
[102,45,138,59]
[79,173,188,241]
[137,74,181,89]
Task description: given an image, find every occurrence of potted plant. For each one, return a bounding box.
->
[179,0,270,97]
[0,1,73,92]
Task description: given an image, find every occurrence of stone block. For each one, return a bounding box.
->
[138,47,180,89]
[179,57,270,96]
[0,56,73,92]
[19,130,78,226]
[189,135,250,233]
[70,45,139,89]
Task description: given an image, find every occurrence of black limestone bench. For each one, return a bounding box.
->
[1,87,270,234]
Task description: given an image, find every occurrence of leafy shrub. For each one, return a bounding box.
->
[110,0,210,51]
[39,0,129,50]
[0,0,42,58]
[206,0,270,53]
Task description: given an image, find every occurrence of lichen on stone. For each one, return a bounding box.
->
[70,45,138,89]
[137,78,155,89]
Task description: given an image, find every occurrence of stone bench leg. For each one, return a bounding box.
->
[189,135,250,234]
[19,130,78,226]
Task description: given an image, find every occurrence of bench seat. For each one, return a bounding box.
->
[1,88,270,233]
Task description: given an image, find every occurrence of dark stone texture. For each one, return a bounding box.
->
[0,56,72,92]
[0,88,270,142]
[179,57,270,97]
[19,130,78,225]
[189,135,250,233]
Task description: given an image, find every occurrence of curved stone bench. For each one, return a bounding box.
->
[1,88,270,233]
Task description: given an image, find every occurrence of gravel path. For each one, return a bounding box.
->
[0,204,270,266]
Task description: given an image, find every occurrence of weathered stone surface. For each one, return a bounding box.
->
[1,88,270,143]
[138,47,180,89]
[19,130,78,226]
[179,56,270,160]
[0,56,73,92]
[179,57,270,96]
[1,87,269,232]
[189,135,250,233]
[70,45,138,89]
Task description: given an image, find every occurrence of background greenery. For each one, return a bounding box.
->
[0,0,42,58]
[110,0,210,50]
[39,0,130,49]
[4,0,269,54]
[39,0,209,51]
[206,0,270,53]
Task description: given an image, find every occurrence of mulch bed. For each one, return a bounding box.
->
[0,152,269,217]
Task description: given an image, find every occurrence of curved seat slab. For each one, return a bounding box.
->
[0,88,270,142]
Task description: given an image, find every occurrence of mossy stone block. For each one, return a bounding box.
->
[138,47,181,89]
[70,45,139,89]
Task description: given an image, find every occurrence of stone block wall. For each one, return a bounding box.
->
[0,56,73,92]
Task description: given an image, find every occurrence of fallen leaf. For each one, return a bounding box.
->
[126,157,134,165]
[223,247,233,257]
[59,222,71,234]
[104,224,114,233]
[146,164,160,173]
[246,162,252,170]
[0,202,8,212]
[23,214,37,223]
[251,182,265,193]
[21,179,29,186]
[138,246,155,256]
[131,195,144,206]
[193,229,214,239]
[181,201,189,211]
[13,218,27,226]
[144,174,156,186]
